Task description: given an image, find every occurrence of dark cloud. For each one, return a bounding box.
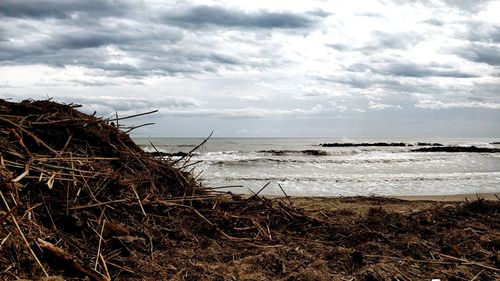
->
[0,2,300,80]
[314,74,374,89]
[431,17,500,68]
[0,27,8,42]
[454,44,500,66]
[0,44,199,78]
[441,0,492,13]
[0,0,131,19]
[383,63,478,78]
[50,32,132,50]
[347,62,478,78]
[327,31,421,53]
[187,52,242,65]
[47,26,182,50]
[163,5,317,29]
[367,31,421,51]
[28,34,124,52]
[466,23,500,43]
[306,9,331,18]
[421,19,444,26]
[0,17,256,78]
[392,0,492,13]
[326,43,349,51]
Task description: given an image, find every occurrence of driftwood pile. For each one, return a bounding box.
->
[1,99,499,280]
[0,99,206,279]
[0,99,317,280]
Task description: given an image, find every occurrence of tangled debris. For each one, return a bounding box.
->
[1,99,499,280]
[0,99,205,280]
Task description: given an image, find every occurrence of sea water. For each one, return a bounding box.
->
[134,137,500,197]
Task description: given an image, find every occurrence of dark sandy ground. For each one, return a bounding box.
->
[150,194,500,281]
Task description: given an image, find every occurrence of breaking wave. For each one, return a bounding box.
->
[212,172,500,183]
[205,156,448,166]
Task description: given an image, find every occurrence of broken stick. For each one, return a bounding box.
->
[37,238,109,281]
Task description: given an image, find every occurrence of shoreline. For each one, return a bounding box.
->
[393,192,499,201]
[283,192,499,217]
[264,192,499,201]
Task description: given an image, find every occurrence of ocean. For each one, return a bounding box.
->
[133,137,500,197]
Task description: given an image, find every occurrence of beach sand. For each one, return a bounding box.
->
[271,192,499,216]
[394,192,499,201]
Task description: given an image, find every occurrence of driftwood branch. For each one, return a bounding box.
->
[37,239,109,281]
[123,123,155,134]
[114,110,158,121]
[172,131,213,166]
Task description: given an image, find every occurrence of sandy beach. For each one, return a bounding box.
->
[262,192,499,215]
[290,192,499,214]
[394,192,499,201]
[272,192,499,202]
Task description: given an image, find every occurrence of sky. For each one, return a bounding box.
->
[1,0,499,137]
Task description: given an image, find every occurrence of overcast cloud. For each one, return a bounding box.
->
[1,0,499,137]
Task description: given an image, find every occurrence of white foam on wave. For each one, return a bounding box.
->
[200,172,500,196]
[138,139,500,196]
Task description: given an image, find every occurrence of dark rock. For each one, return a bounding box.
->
[412,146,500,153]
[147,151,188,157]
[417,142,443,146]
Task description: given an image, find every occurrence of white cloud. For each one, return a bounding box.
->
[368,101,402,110]
[1,0,499,136]
[415,100,500,109]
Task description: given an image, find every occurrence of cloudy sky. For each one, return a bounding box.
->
[1,0,499,137]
